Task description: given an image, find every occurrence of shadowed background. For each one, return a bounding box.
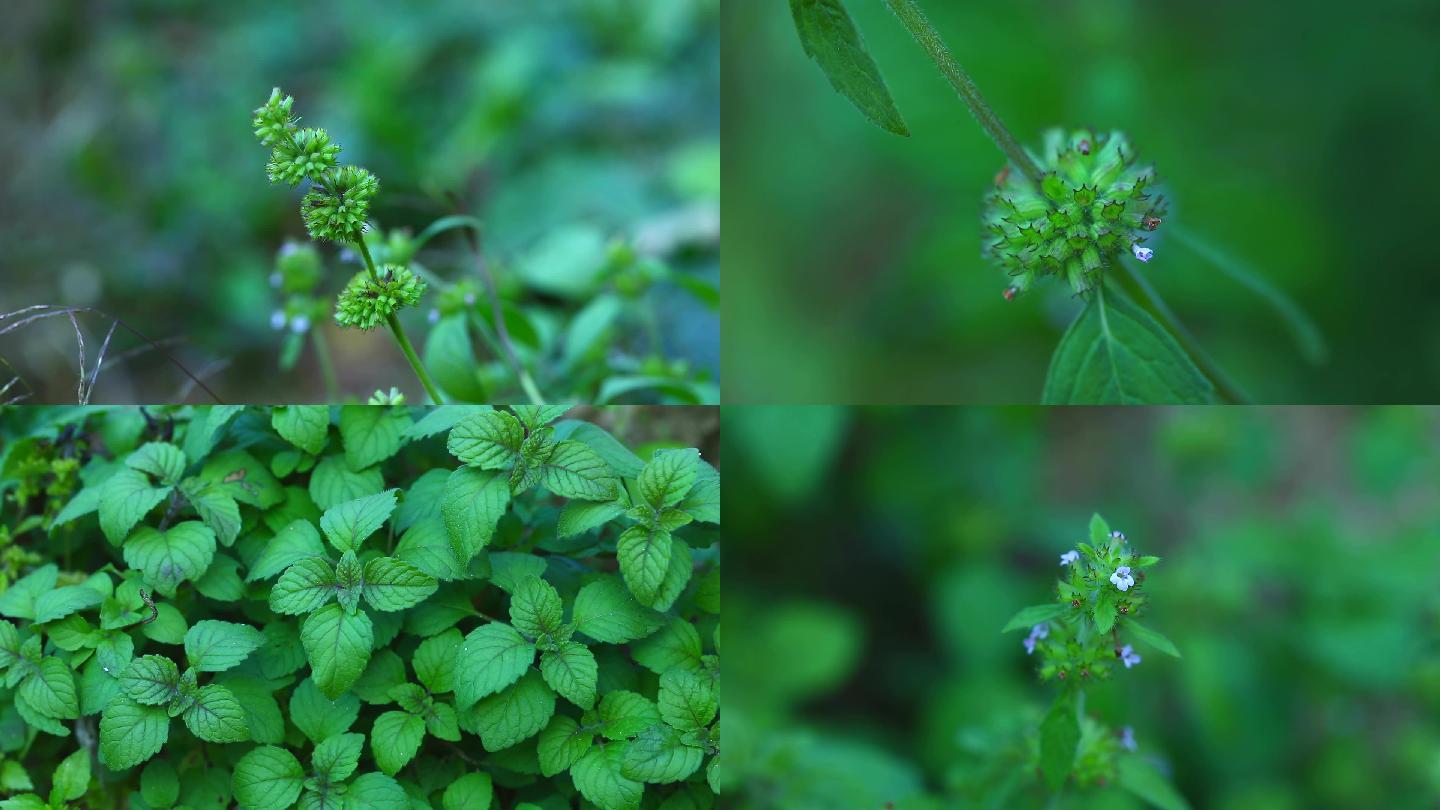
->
[1,0,718,403]
[724,406,1440,808]
[723,0,1440,403]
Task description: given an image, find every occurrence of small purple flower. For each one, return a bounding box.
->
[1132,244,1154,263]
[1120,726,1137,751]
[289,314,311,334]
[279,241,300,259]
[1059,550,1079,567]
[1110,565,1135,592]
[1023,623,1050,655]
[1109,530,1126,542]
[1119,644,1142,669]
[270,310,287,330]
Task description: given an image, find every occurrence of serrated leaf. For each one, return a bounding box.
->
[631,619,703,675]
[99,468,171,545]
[182,482,241,547]
[371,710,426,776]
[301,604,374,699]
[447,410,525,469]
[182,683,249,742]
[542,440,616,501]
[361,556,438,612]
[470,670,556,751]
[50,747,90,804]
[249,519,327,583]
[309,455,385,511]
[290,676,361,743]
[1039,695,1080,791]
[617,526,672,606]
[32,585,104,624]
[272,405,331,455]
[513,405,571,430]
[441,772,494,810]
[0,565,58,620]
[1126,620,1181,658]
[658,668,717,732]
[128,442,186,485]
[198,449,283,509]
[557,499,626,538]
[312,731,365,783]
[1001,603,1068,634]
[572,577,662,645]
[232,745,305,810]
[120,654,181,706]
[394,518,468,581]
[540,641,597,710]
[599,691,661,740]
[789,0,910,137]
[184,619,264,672]
[1043,285,1214,404]
[270,557,338,615]
[1089,513,1111,545]
[99,698,170,770]
[454,622,535,710]
[509,576,564,638]
[122,521,216,597]
[20,657,79,719]
[1095,588,1117,634]
[346,772,408,809]
[221,675,286,744]
[140,759,179,808]
[441,467,510,568]
[637,449,699,510]
[194,553,246,601]
[338,405,410,471]
[621,724,703,784]
[335,551,364,613]
[413,629,462,694]
[537,715,594,777]
[320,489,398,553]
[646,538,693,612]
[571,743,643,810]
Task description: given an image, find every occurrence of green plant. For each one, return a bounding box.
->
[787,0,1325,404]
[0,404,719,808]
[1001,514,1185,807]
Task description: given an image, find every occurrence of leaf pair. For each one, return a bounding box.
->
[621,667,719,786]
[447,407,616,501]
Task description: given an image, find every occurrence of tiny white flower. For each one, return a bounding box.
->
[270,310,287,330]
[289,314,311,334]
[1023,623,1050,655]
[1109,565,1135,592]
[1132,244,1154,263]
[1119,644,1142,669]
[1109,530,1126,542]
[463,292,477,306]
[1059,550,1079,567]
[1120,726,1137,751]
[428,308,441,325]
[339,248,358,264]
[279,241,300,258]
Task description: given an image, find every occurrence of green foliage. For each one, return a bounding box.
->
[789,0,909,136]
[334,265,427,331]
[0,404,719,807]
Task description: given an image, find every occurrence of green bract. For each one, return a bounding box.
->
[301,166,378,245]
[983,129,1166,297]
[0,404,720,808]
[266,128,340,187]
[334,264,426,330]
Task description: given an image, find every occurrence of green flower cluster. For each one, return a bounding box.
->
[302,166,379,244]
[334,264,426,330]
[983,129,1166,297]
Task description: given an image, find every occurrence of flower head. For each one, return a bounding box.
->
[368,387,406,406]
[982,129,1167,296]
[1023,623,1050,655]
[267,128,341,186]
[334,264,426,330]
[1059,550,1079,567]
[302,166,378,244]
[1119,644,1142,668]
[1131,244,1154,263]
[252,87,297,146]
[1119,726,1137,751]
[1110,565,1135,592]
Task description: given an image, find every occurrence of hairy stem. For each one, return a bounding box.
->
[882,0,1045,185]
[310,326,340,401]
[355,239,444,404]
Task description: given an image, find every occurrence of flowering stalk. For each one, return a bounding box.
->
[1002,514,1182,795]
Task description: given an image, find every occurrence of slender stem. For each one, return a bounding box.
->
[355,239,444,404]
[452,219,546,405]
[882,0,1045,186]
[310,326,341,401]
[1110,263,1249,404]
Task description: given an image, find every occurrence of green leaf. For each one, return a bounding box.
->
[20,657,80,719]
[361,556,438,612]
[248,519,327,582]
[509,576,564,638]
[1126,620,1181,658]
[441,772,494,810]
[0,565,58,620]
[599,691,661,740]
[617,526,672,606]
[1089,513,1112,546]
[194,553,246,601]
[338,404,410,471]
[335,551,364,613]
[572,577,662,645]
[1001,603,1068,634]
[658,668,717,732]
[441,468,510,565]
[647,538,693,613]
[413,629,462,694]
[271,405,331,455]
[128,442,187,485]
[557,499,626,538]
[447,410,525,469]
[1118,754,1192,810]
[99,698,170,770]
[371,710,426,776]
[537,715,594,777]
[184,619,264,672]
[395,518,468,581]
[197,450,284,509]
[120,654,181,706]
[540,641,598,710]
[311,731,365,783]
[345,773,408,809]
[631,619,703,675]
[181,482,241,547]
[301,603,374,699]
[99,468,171,545]
[621,724,703,784]
[571,743,643,810]
[1043,285,1214,404]
[789,0,909,137]
[556,421,645,478]
[142,604,187,644]
[319,489,398,553]
[182,683,249,742]
[1095,588,1117,635]
[678,462,719,524]
[454,622,535,710]
[513,405,571,430]
[637,449,699,510]
[541,440,616,501]
[221,675,286,744]
[269,558,338,615]
[122,521,216,597]
[0,619,20,669]
[309,454,384,511]
[49,746,90,805]
[32,585,103,624]
[140,759,179,809]
[424,315,489,403]
[232,745,305,810]
[290,676,361,743]
[469,670,556,751]
[1039,695,1080,791]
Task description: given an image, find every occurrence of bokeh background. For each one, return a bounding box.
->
[1,0,718,404]
[724,1,1440,403]
[724,406,1440,808]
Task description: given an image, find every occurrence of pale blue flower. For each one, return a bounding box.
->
[1023,623,1050,655]
[1119,644,1141,669]
[1059,550,1079,567]
[270,310,287,330]
[289,314,311,334]
[1110,565,1135,592]
[1132,244,1154,262]
[1120,726,1137,751]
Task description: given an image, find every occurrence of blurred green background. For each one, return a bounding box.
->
[1,0,718,404]
[723,1,1440,403]
[724,406,1440,808]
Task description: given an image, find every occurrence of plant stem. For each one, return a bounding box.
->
[355,239,444,404]
[310,326,340,401]
[451,214,546,405]
[882,0,1045,186]
[1109,263,1249,404]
